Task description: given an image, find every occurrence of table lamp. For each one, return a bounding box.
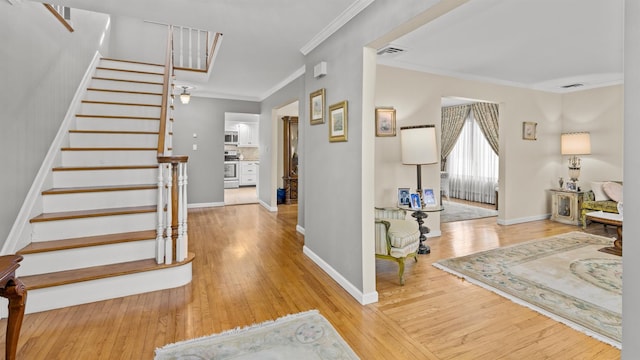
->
[561,132,591,182]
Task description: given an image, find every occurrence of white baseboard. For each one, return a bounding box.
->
[188,202,224,209]
[497,213,550,225]
[426,229,441,238]
[259,200,277,212]
[296,225,305,235]
[302,245,378,305]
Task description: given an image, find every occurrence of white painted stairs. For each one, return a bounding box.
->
[15,58,193,314]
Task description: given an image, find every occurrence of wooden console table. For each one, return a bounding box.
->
[0,255,26,360]
[586,211,623,256]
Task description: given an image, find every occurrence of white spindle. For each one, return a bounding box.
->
[196,30,202,70]
[188,29,193,68]
[179,26,184,67]
[156,164,165,264]
[176,163,185,261]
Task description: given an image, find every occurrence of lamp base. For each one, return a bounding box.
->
[410,210,431,255]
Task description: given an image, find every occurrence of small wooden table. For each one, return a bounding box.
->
[0,255,26,360]
[585,211,623,256]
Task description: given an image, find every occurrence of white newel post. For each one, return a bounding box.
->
[176,162,186,261]
[164,163,173,264]
[156,164,166,264]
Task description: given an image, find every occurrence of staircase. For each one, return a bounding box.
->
[14,58,193,314]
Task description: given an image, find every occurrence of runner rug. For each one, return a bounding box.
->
[154,310,360,359]
[433,231,621,348]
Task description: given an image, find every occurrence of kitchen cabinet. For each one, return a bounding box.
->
[237,122,259,147]
[239,161,258,186]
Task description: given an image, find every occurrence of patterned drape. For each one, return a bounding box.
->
[440,105,470,170]
[471,102,499,155]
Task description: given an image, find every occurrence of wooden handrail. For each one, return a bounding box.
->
[157,25,173,156]
[43,4,74,32]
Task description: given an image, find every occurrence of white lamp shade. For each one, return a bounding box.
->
[180,93,191,104]
[561,132,591,155]
[400,125,438,164]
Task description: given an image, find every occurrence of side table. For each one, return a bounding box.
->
[0,255,26,360]
[549,189,584,226]
[408,206,443,254]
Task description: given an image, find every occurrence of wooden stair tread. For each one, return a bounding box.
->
[52,165,157,171]
[61,147,156,151]
[42,184,157,195]
[91,76,163,86]
[21,252,195,290]
[18,230,157,254]
[81,100,161,107]
[75,114,160,120]
[95,66,164,76]
[86,88,162,96]
[100,57,163,67]
[30,205,156,223]
[69,130,159,135]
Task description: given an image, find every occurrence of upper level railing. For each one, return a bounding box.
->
[172,26,223,73]
[43,4,74,32]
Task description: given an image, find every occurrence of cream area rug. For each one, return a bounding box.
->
[155,310,360,359]
[433,231,621,348]
[440,200,497,223]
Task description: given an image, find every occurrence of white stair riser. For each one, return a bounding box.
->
[31,212,156,242]
[53,168,158,188]
[18,239,156,276]
[76,117,160,132]
[61,150,157,167]
[79,103,161,118]
[85,90,162,105]
[43,189,157,212]
[69,132,158,148]
[99,59,164,73]
[95,68,163,83]
[89,78,163,93]
[0,263,192,316]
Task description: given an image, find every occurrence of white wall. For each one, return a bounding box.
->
[562,85,624,188]
[108,15,167,64]
[0,1,110,248]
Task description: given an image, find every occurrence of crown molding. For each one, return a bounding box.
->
[259,65,306,101]
[300,0,375,55]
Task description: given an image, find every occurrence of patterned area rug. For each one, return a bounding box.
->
[440,200,497,223]
[155,310,359,359]
[433,232,621,348]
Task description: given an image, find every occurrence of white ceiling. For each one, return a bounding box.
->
[42,0,624,100]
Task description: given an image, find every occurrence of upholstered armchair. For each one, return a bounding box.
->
[374,207,420,285]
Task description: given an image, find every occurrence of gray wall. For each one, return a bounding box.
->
[302,0,448,291]
[172,97,259,205]
[623,1,639,357]
[260,75,305,224]
[107,15,167,64]
[0,1,110,248]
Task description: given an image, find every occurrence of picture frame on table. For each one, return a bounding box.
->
[398,187,411,207]
[329,100,348,142]
[309,88,325,125]
[565,181,577,191]
[410,193,422,210]
[375,107,396,137]
[422,188,436,206]
[522,121,537,140]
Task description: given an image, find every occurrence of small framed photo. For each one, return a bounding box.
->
[565,181,577,191]
[422,188,436,206]
[329,100,348,142]
[522,121,537,140]
[375,107,396,137]
[310,88,325,125]
[410,193,422,210]
[398,188,411,207]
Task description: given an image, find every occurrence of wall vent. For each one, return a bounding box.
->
[377,45,406,56]
[561,83,584,89]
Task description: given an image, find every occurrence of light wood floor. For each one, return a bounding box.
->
[1,204,620,359]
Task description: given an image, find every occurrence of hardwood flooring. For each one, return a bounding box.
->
[0,204,620,359]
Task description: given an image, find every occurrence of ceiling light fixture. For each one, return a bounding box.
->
[180,86,191,104]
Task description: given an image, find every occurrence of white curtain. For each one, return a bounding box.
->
[446,110,499,204]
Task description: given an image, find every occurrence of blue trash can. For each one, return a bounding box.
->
[277,188,285,204]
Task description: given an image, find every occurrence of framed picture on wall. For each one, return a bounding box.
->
[522,121,537,140]
[329,100,348,142]
[375,107,396,137]
[309,88,325,125]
